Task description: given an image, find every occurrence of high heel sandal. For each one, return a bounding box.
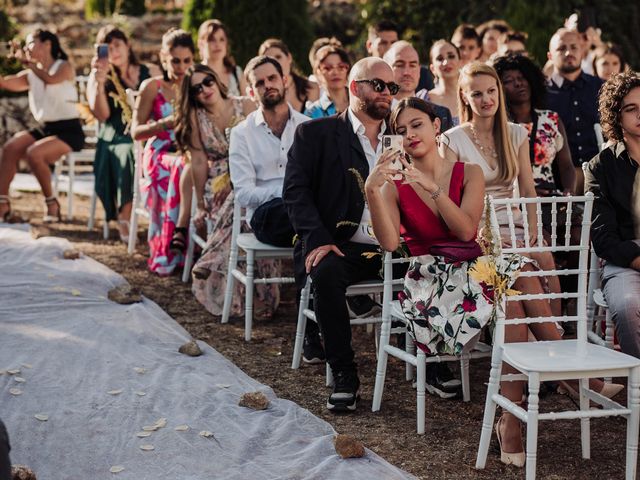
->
[495,414,525,467]
[117,220,130,243]
[169,227,188,253]
[43,196,62,223]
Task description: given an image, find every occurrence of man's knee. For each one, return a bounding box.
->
[311,254,347,292]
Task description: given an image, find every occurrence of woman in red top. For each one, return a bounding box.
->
[365,97,530,467]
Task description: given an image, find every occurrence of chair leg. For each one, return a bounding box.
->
[579,377,591,459]
[372,308,393,412]
[221,237,239,324]
[102,214,109,240]
[406,332,415,381]
[416,349,426,434]
[525,373,540,480]
[244,249,255,342]
[88,189,97,230]
[182,224,195,283]
[605,309,614,383]
[475,351,502,469]
[291,282,311,369]
[67,154,75,219]
[460,355,471,402]
[128,208,139,254]
[326,363,333,387]
[626,367,640,480]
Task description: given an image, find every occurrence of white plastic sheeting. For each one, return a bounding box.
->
[0,228,414,480]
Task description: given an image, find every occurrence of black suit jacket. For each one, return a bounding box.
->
[283,110,381,284]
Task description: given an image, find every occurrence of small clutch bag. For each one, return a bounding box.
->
[429,240,483,262]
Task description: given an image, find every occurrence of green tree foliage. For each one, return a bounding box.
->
[362,0,639,69]
[85,0,146,19]
[0,10,21,80]
[182,0,313,73]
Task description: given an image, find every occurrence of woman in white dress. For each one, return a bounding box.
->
[440,62,622,466]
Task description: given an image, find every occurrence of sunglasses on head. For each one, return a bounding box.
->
[190,75,216,96]
[355,78,400,95]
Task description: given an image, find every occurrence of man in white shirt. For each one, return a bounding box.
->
[229,55,309,247]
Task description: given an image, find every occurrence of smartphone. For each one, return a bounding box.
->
[96,43,109,60]
[382,134,404,180]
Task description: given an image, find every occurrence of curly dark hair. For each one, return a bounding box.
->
[492,53,547,111]
[598,71,640,142]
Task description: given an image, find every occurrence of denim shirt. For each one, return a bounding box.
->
[546,71,603,166]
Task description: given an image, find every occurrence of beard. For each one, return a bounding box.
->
[361,97,391,120]
[559,63,581,75]
[261,89,285,109]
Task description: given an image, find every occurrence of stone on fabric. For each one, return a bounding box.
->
[334,434,366,459]
[238,391,269,410]
[178,340,203,357]
[62,249,81,260]
[11,465,37,480]
[107,285,142,305]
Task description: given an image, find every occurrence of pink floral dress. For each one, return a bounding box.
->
[140,80,185,275]
[191,100,280,317]
[523,109,564,195]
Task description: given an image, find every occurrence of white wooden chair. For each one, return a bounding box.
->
[181,188,214,283]
[291,251,410,387]
[53,76,99,221]
[221,200,296,341]
[371,252,492,434]
[475,194,640,480]
[587,246,616,350]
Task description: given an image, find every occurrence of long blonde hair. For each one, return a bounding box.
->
[458,62,518,183]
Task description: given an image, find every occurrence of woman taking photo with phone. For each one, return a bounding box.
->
[131,28,194,275]
[0,29,84,223]
[88,25,155,242]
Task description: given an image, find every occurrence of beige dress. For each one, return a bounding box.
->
[442,123,529,245]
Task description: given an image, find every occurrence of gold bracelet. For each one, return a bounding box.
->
[430,185,443,200]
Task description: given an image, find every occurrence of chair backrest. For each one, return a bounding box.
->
[381,249,412,317]
[487,194,595,348]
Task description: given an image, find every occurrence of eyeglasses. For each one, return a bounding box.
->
[319,63,349,74]
[355,78,399,95]
[190,75,216,96]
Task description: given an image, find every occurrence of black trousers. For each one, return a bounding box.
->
[309,242,382,373]
[250,198,296,248]
[0,419,10,480]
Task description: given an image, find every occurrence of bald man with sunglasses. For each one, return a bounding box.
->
[284,57,399,412]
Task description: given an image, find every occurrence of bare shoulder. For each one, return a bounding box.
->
[462,162,484,181]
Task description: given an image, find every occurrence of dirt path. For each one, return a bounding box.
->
[8,191,631,479]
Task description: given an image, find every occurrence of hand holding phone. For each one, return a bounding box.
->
[381,135,404,180]
[96,43,109,60]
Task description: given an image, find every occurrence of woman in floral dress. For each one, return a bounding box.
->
[174,64,280,317]
[132,29,194,275]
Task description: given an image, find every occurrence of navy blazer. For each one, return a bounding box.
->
[283,110,382,284]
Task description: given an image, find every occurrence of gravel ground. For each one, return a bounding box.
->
[7,190,633,480]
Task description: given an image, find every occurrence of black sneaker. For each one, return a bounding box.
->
[302,332,325,364]
[435,363,462,389]
[424,364,461,399]
[327,369,360,412]
[346,295,382,319]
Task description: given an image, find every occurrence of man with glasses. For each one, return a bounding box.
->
[228,55,309,248]
[284,57,397,412]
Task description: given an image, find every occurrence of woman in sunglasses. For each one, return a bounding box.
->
[173,64,258,314]
[131,28,194,275]
[258,38,319,113]
[304,45,350,118]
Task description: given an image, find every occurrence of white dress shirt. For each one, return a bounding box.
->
[229,104,309,220]
[347,108,385,245]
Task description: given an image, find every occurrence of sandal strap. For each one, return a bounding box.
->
[0,195,9,204]
[45,196,58,203]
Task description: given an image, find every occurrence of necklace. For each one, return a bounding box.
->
[469,123,498,159]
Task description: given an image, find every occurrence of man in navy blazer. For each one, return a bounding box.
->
[284,58,395,412]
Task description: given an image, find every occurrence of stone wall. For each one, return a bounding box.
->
[0,95,38,144]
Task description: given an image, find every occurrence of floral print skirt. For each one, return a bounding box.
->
[399,255,495,356]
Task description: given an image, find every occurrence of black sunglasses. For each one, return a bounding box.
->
[190,75,216,96]
[355,78,400,95]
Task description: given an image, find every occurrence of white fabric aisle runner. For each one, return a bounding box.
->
[0,228,414,480]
